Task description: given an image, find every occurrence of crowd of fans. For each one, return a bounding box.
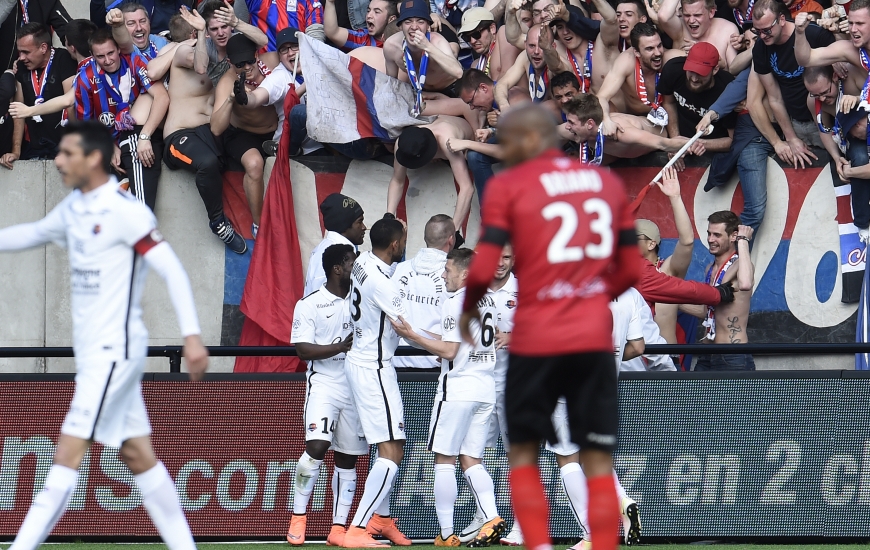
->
[0,0,864,365]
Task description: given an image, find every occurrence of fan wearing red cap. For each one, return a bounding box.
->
[656,0,747,73]
[387,116,476,235]
[657,42,737,153]
[382,0,463,114]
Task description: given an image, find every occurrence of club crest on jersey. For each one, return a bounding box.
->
[398,422,405,431]
[293,319,302,330]
[92,224,101,235]
[506,300,516,309]
[308,423,317,432]
[98,112,115,128]
[392,296,402,309]
[443,316,456,331]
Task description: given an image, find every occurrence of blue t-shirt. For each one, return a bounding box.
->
[133,34,169,61]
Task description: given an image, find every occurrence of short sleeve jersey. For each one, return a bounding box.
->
[752,24,835,122]
[15,48,77,149]
[657,57,736,138]
[478,149,635,355]
[291,285,352,380]
[346,251,408,366]
[437,287,497,403]
[609,287,645,370]
[30,179,159,360]
[392,251,448,368]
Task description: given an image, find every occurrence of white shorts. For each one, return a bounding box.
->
[61,358,151,448]
[544,399,579,457]
[345,360,406,445]
[428,400,493,458]
[304,375,369,455]
[486,389,509,451]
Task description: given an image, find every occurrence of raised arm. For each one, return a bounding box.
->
[656,166,694,278]
[656,0,684,43]
[589,0,618,49]
[148,41,183,80]
[107,8,134,55]
[323,0,350,46]
[735,225,754,291]
[177,7,209,74]
[215,0,268,47]
[794,13,861,67]
[504,0,526,50]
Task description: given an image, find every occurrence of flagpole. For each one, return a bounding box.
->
[649,124,713,185]
[292,32,300,84]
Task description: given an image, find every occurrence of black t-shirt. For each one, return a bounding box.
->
[15,48,76,150]
[657,56,737,139]
[752,24,835,122]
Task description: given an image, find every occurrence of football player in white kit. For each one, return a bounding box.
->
[342,217,412,548]
[393,214,455,369]
[460,243,523,546]
[545,288,647,549]
[288,244,369,547]
[0,121,208,550]
[304,193,367,296]
[392,248,506,548]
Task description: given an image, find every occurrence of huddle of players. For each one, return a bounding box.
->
[4,1,303,256]
[287,192,680,548]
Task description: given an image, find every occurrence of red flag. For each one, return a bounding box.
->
[235,87,306,372]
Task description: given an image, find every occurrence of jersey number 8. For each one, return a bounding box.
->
[543,198,613,264]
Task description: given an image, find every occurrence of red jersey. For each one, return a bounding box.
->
[464,149,641,356]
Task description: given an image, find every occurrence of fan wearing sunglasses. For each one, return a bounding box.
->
[751,0,835,169]
[459,8,507,81]
[211,33,280,238]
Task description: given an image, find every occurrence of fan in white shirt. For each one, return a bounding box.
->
[392,248,506,547]
[305,193,367,296]
[393,214,455,369]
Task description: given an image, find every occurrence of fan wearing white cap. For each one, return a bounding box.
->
[459,7,507,81]
[387,116,476,234]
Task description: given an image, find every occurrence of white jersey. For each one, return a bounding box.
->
[393,248,448,368]
[304,231,356,296]
[291,285,352,380]
[346,251,407,366]
[621,299,677,371]
[437,288,497,403]
[609,288,645,370]
[487,273,517,390]
[0,180,158,360]
[259,63,293,140]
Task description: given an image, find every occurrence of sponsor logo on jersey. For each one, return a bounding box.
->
[308,423,317,432]
[392,296,402,309]
[293,319,301,330]
[98,111,115,128]
[443,316,456,331]
[92,225,101,235]
[398,422,404,431]
[506,300,516,309]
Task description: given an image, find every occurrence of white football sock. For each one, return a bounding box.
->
[10,464,78,550]
[434,464,457,539]
[135,462,196,550]
[614,470,628,501]
[332,467,357,526]
[375,484,392,517]
[560,462,589,535]
[464,464,498,521]
[351,457,397,527]
[292,452,323,515]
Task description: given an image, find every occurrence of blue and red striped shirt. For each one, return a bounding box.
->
[342,29,383,50]
[74,52,152,139]
[245,0,323,51]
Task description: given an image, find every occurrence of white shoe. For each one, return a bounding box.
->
[499,522,523,546]
[459,513,487,543]
[568,539,591,550]
[621,497,641,546]
[860,228,869,245]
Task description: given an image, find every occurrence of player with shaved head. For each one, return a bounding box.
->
[460,103,642,550]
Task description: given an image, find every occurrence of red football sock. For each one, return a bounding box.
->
[509,465,551,550]
[586,474,619,550]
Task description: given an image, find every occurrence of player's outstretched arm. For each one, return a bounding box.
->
[0,199,68,251]
[391,316,459,360]
[140,239,208,380]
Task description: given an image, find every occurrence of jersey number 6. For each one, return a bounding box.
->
[542,198,613,264]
